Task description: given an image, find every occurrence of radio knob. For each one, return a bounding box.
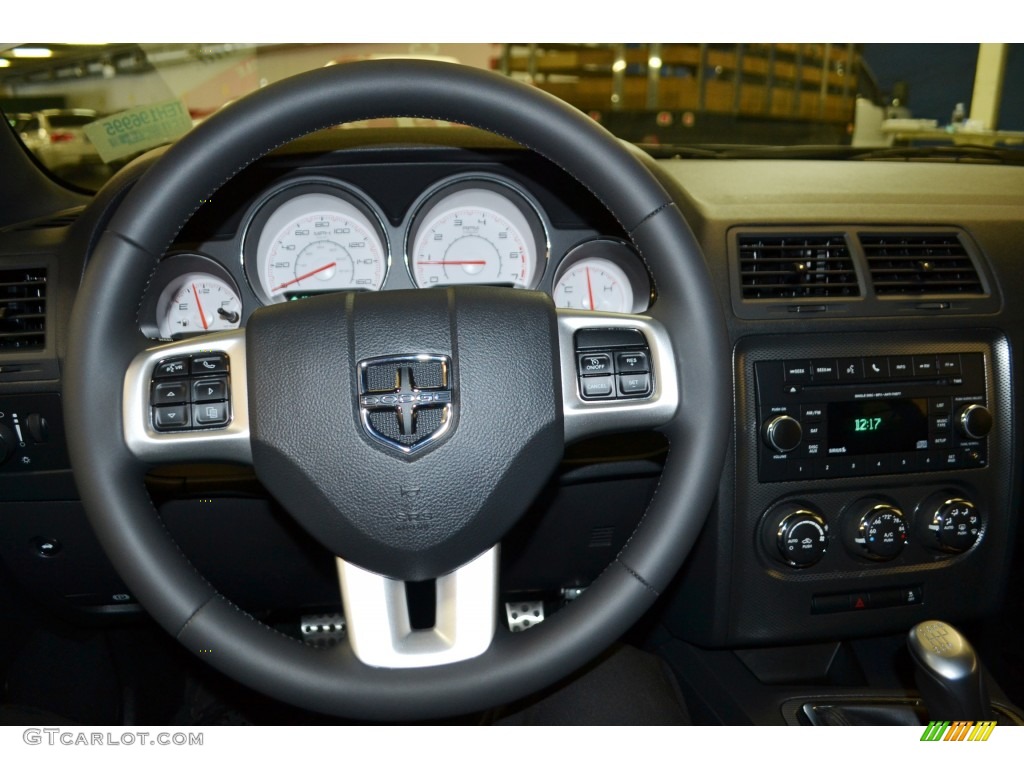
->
[847,501,908,561]
[921,493,981,554]
[957,404,992,440]
[762,414,802,453]
[773,508,829,567]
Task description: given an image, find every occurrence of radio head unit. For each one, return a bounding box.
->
[755,353,989,482]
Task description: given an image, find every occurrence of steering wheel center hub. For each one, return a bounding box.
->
[245,285,563,580]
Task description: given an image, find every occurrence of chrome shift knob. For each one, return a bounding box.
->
[907,620,992,721]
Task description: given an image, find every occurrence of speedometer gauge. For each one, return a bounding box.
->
[245,184,389,305]
[407,181,546,289]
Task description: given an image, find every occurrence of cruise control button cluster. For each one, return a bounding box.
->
[575,329,652,400]
[150,354,231,432]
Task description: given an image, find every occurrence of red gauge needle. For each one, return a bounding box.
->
[586,267,595,311]
[192,283,209,330]
[273,262,337,291]
[416,260,487,266]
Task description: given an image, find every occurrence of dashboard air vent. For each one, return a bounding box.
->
[738,234,859,300]
[861,233,984,296]
[0,268,47,351]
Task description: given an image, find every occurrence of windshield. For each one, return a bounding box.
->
[2,43,1022,191]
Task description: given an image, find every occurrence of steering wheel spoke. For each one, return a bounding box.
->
[122,329,251,464]
[336,545,499,669]
[558,309,679,444]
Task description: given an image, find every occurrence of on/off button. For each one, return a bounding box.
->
[578,353,613,375]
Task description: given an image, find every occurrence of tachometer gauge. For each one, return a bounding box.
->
[157,273,242,338]
[247,185,389,304]
[407,181,546,289]
[551,239,652,314]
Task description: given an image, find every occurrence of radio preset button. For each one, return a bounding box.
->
[867,455,892,474]
[893,455,914,472]
[819,458,841,477]
[839,457,866,477]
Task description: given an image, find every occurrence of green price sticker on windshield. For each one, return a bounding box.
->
[84,99,192,163]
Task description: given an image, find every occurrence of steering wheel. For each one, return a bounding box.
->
[64,60,729,721]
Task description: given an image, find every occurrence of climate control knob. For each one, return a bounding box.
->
[762,414,802,453]
[762,503,829,568]
[957,404,992,440]
[921,493,981,553]
[846,500,908,561]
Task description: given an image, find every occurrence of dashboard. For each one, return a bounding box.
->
[1,122,1024,723]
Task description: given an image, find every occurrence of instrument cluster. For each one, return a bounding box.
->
[141,172,652,339]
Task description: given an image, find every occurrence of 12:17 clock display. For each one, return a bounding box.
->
[827,398,929,454]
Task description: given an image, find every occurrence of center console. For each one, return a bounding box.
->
[665,329,1012,649]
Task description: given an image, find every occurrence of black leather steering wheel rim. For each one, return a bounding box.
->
[64,60,730,720]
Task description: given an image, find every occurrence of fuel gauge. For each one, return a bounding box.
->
[157,273,242,338]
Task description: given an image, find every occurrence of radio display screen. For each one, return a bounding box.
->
[827,398,929,455]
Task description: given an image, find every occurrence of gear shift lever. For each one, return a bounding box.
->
[907,620,993,721]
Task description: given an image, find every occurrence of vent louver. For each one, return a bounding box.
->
[738,234,859,300]
[861,233,984,296]
[0,268,47,351]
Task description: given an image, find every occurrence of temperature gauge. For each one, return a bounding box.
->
[551,239,651,313]
[157,273,242,338]
[553,257,634,313]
